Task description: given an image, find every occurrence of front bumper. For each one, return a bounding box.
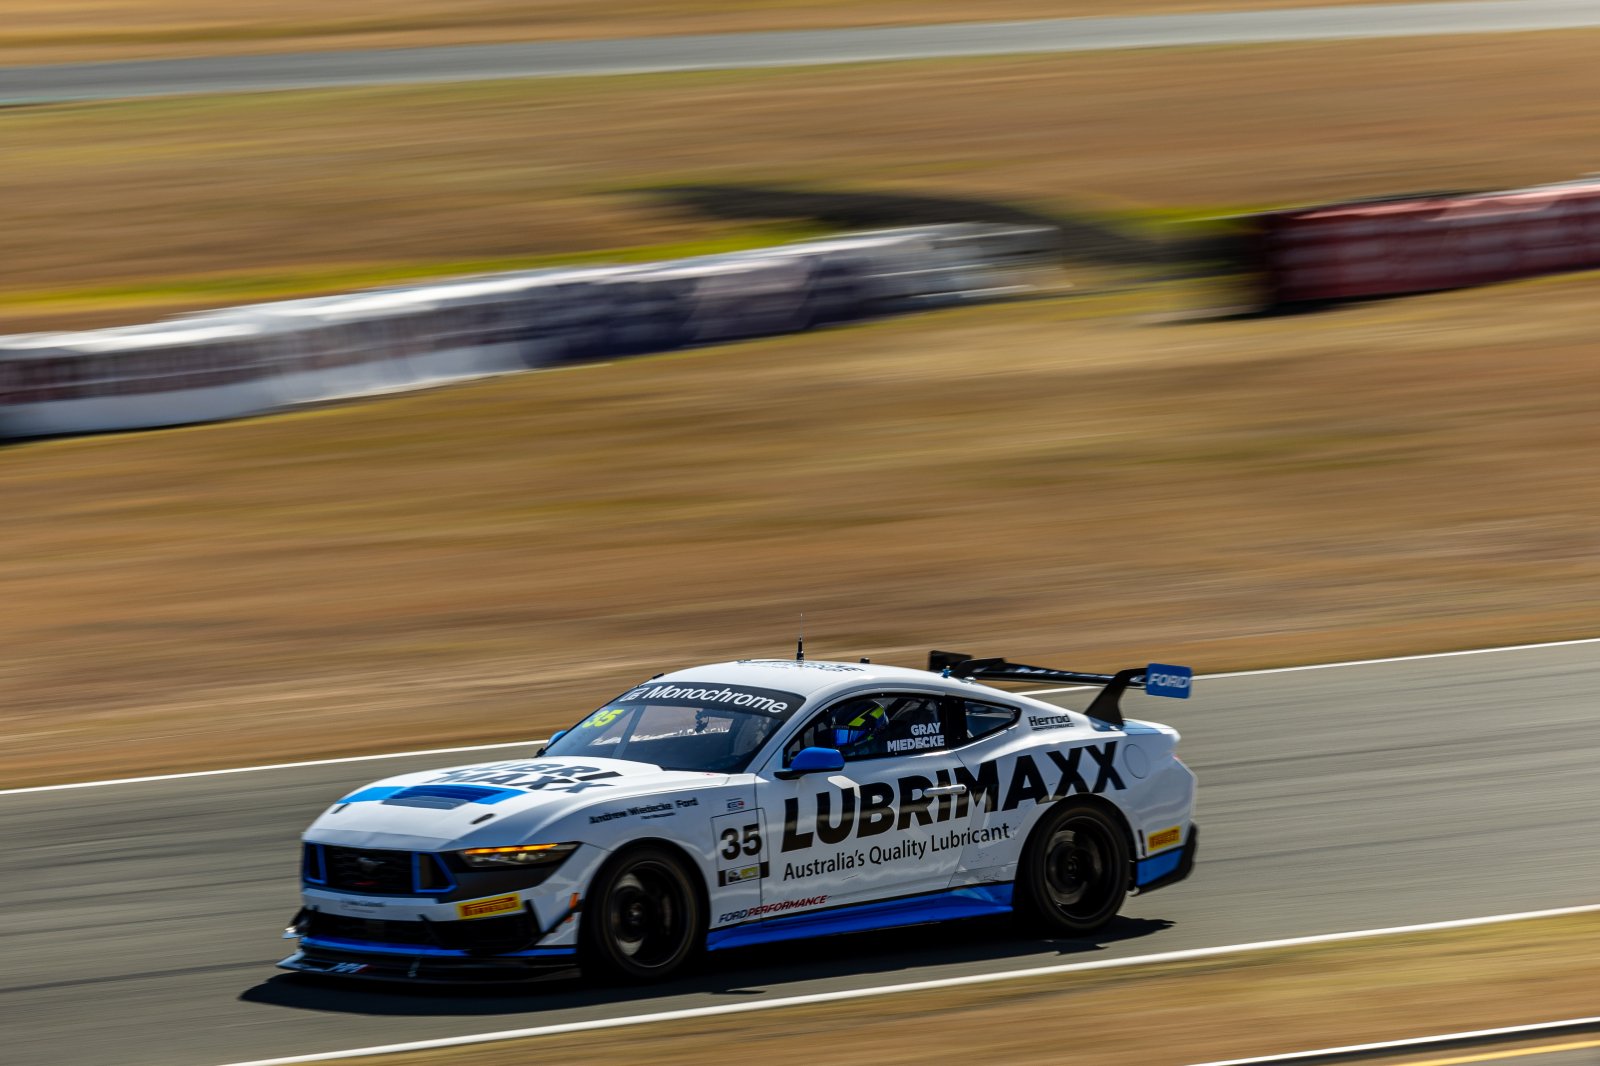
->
[277,899,581,983]
[278,942,577,983]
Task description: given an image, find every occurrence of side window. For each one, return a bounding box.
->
[785,694,948,763]
[962,700,1020,744]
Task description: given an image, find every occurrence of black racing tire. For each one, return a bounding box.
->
[580,846,705,982]
[1014,802,1131,936]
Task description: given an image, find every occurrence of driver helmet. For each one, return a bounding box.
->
[831,699,889,752]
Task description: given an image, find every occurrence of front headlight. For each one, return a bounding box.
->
[457,842,579,869]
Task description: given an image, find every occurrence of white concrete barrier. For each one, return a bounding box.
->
[0,225,1055,439]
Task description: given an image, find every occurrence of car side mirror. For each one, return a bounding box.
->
[775,746,845,780]
[537,728,568,755]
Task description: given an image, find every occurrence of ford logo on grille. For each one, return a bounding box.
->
[356,857,386,875]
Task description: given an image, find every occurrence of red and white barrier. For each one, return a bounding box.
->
[1257,178,1600,304]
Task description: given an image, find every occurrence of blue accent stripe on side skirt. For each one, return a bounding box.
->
[1136,848,1183,886]
[705,884,1014,952]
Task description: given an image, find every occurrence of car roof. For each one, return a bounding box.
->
[649,657,1027,708]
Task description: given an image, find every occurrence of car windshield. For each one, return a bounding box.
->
[542,681,805,773]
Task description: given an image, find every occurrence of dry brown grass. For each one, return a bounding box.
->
[7,32,1600,333]
[7,35,1600,786]
[3,0,1405,66]
[5,270,1600,786]
[336,912,1600,1066]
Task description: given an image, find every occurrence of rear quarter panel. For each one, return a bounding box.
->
[951,705,1194,882]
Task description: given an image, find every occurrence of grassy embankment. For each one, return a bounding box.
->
[4,0,1409,65]
[332,912,1600,1066]
[5,34,1600,787]
[7,271,1600,785]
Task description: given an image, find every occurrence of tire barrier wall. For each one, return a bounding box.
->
[1256,178,1600,306]
[0,223,1055,440]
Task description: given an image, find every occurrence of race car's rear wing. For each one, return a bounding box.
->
[927,651,1192,728]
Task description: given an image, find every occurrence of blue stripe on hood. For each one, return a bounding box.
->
[338,784,524,807]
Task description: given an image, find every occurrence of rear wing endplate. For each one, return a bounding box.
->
[927,650,1191,729]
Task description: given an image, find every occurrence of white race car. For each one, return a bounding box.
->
[279,651,1196,983]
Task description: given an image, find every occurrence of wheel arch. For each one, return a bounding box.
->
[578,836,713,981]
[1019,793,1139,887]
[592,836,713,936]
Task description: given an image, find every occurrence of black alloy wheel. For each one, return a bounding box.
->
[581,846,704,982]
[1016,803,1130,936]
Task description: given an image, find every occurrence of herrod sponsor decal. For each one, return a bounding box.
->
[1029,714,1075,731]
[718,895,828,924]
[1147,826,1182,851]
[782,824,1015,881]
[456,894,521,920]
[614,681,802,715]
[779,744,1125,853]
[425,761,622,793]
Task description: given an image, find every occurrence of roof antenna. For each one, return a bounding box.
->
[796,613,805,661]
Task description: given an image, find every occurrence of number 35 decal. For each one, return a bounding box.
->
[712,810,766,871]
[719,824,761,859]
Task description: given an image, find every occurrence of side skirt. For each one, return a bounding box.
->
[705,884,1014,952]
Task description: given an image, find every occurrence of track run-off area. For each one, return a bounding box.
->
[6,0,1600,103]
[5,638,1599,1066]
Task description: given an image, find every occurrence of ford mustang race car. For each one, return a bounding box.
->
[279,651,1196,983]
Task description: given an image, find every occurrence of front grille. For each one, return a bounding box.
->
[305,909,541,954]
[308,912,436,946]
[318,845,452,895]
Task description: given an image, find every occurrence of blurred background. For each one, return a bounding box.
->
[3,4,1600,1064]
[6,0,1600,782]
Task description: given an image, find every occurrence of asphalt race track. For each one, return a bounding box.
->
[5,0,1600,103]
[6,641,1599,1066]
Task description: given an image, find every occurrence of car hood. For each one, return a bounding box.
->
[303,755,724,851]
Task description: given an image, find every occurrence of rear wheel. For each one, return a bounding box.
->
[1015,803,1130,936]
[581,846,704,982]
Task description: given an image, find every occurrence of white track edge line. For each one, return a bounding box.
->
[12,633,1600,796]
[1186,1015,1600,1066]
[0,740,549,796]
[213,903,1600,1066]
[1020,633,1600,694]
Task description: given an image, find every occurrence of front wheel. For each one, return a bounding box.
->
[1014,803,1130,936]
[580,846,704,982]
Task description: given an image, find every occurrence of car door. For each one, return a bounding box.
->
[754,690,968,913]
